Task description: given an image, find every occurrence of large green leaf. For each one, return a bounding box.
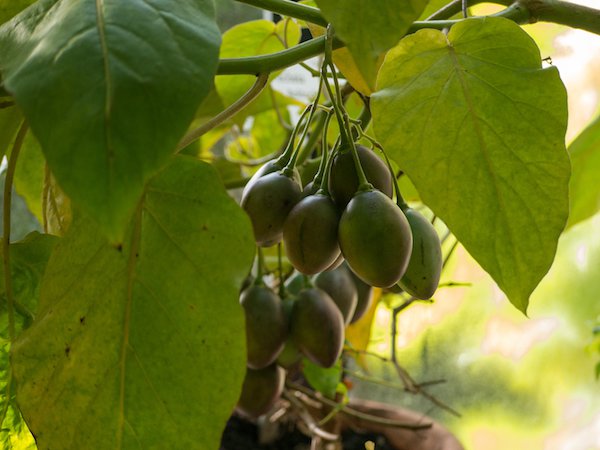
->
[314,0,428,90]
[0,0,221,241]
[372,17,569,313]
[566,115,600,229]
[0,0,34,25]
[12,157,255,449]
[0,232,58,449]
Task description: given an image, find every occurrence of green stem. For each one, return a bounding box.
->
[278,104,315,165]
[314,113,335,194]
[296,110,327,165]
[277,243,285,298]
[235,0,328,27]
[3,121,28,343]
[524,0,600,35]
[284,80,322,174]
[255,247,265,283]
[426,0,491,20]
[0,121,28,433]
[177,73,269,150]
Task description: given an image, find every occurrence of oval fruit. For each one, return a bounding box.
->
[328,145,393,207]
[236,365,285,418]
[339,190,412,288]
[314,267,358,325]
[283,194,341,274]
[242,159,301,198]
[397,208,442,299]
[290,288,344,368]
[325,252,345,271]
[241,171,302,246]
[277,297,302,368]
[240,285,287,369]
[342,263,373,323]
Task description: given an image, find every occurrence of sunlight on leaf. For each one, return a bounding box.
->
[372,18,570,313]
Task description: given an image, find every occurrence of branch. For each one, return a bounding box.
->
[176,73,269,150]
[217,5,526,76]
[235,0,328,27]
[523,0,600,35]
[287,381,433,431]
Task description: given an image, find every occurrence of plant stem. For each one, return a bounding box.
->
[524,0,600,35]
[235,0,328,27]
[3,121,28,343]
[0,121,28,434]
[177,73,269,151]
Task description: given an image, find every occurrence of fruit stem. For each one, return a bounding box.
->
[278,103,315,167]
[355,127,407,208]
[255,247,266,285]
[316,136,339,198]
[310,111,334,190]
[283,79,323,175]
[342,113,372,192]
[278,242,285,298]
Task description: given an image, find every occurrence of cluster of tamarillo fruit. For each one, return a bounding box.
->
[234,107,443,418]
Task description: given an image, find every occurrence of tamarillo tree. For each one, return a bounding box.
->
[0,0,599,448]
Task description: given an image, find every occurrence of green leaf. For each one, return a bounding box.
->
[372,18,569,313]
[314,0,428,90]
[566,115,600,229]
[302,358,342,399]
[0,106,21,159]
[0,0,221,241]
[0,232,58,449]
[215,19,302,120]
[0,0,35,25]
[14,130,44,223]
[12,157,255,450]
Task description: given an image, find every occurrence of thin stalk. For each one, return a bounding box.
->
[3,121,28,342]
[309,112,334,191]
[235,0,328,27]
[177,73,269,151]
[278,104,315,166]
[296,110,327,165]
[278,243,285,298]
[287,381,433,430]
[0,121,28,432]
[284,80,323,174]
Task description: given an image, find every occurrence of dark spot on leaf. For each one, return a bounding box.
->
[80,316,85,325]
[115,244,123,252]
[189,304,195,310]
[202,225,208,231]
[65,346,70,357]
[135,252,139,258]
[201,339,206,344]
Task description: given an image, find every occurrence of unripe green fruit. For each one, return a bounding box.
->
[397,209,442,299]
[277,297,302,368]
[348,266,373,323]
[299,158,321,186]
[301,180,320,198]
[240,285,287,369]
[242,159,301,198]
[328,145,393,207]
[284,271,306,298]
[314,267,358,325]
[241,171,302,246]
[290,288,344,368]
[339,190,412,288]
[325,252,345,271]
[236,365,285,418]
[283,194,341,275]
